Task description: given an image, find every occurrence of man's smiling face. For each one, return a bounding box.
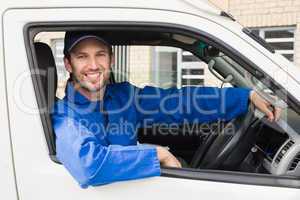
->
[64,38,112,94]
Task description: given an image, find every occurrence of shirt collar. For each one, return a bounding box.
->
[65,82,112,105]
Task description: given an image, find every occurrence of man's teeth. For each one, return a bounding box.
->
[86,72,101,78]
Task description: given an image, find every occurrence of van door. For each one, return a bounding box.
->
[0,25,18,200]
[3,7,300,200]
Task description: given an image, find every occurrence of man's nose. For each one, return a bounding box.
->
[88,57,98,70]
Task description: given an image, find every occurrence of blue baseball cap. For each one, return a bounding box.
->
[63,31,112,56]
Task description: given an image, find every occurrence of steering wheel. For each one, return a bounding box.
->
[190,104,261,170]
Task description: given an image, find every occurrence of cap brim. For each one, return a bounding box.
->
[67,35,111,53]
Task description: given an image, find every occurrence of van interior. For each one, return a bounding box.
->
[31,27,300,179]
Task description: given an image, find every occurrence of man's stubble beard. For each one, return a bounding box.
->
[71,69,111,94]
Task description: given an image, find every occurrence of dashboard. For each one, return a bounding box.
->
[254,111,300,177]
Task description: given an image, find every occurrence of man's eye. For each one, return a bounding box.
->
[97,53,107,57]
[77,55,86,59]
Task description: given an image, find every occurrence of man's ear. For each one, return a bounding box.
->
[64,56,73,73]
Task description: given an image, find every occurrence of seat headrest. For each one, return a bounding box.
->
[34,42,58,109]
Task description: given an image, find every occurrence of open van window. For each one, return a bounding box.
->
[26,24,300,188]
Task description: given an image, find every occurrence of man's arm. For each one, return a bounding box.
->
[52,114,161,188]
[135,85,251,125]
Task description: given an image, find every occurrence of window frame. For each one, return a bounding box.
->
[24,22,300,189]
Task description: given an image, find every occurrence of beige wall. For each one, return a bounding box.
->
[128,46,153,87]
[210,0,300,28]
[209,0,229,11]
[228,0,300,27]
[35,32,65,46]
[211,0,300,67]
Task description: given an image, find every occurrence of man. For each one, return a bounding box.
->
[52,31,280,188]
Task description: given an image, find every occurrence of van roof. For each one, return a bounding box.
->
[0,0,222,16]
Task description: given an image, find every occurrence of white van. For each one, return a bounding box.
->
[1,0,300,199]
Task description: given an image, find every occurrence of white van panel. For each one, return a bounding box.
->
[3,7,300,200]
[0,0,221,17]
[0,22,18,200]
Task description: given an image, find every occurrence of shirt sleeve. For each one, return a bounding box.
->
[135,85,251,125]
[52,114,161,188]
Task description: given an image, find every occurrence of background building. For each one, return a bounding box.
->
[210,0,300,66]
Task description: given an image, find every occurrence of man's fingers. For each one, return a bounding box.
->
[250,91,283,122]
[177,158,182,168]
[157,146,182,168]
[256,101,274,121]
[274,107,282,121]
[172,155,182,168]
[176,160,182,168]
[266,110,274,122]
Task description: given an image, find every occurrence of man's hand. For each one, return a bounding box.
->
[249,91,281,122]
[156,146,182,168]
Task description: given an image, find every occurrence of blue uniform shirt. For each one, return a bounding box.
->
[52,82,251,188]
